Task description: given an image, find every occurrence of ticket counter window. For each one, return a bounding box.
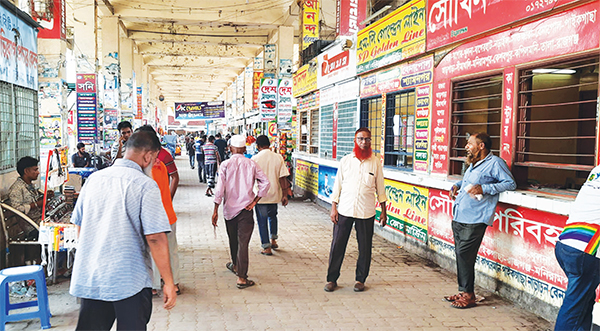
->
[384,90,415,169]
[360,97,382,156]
[516,56,599,193]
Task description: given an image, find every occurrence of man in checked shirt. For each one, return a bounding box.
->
[324,127,387,293]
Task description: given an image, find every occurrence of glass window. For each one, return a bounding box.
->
[360,97,382,156]
[309,109,319,154]
[298,110,308,152]
[384,91,415,169]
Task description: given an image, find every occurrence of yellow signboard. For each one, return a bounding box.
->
[293,60,318,98]
[356,0,426,74]
[295,159,318,195]
[377,179,429,243]
[302,0,319,50]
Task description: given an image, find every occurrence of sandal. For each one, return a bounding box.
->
[226,262,236,274]
[444,293,462,302]
[451,296,476,309]
[236,279,255,289]
[175,284,181,295]
[261,248,273,256]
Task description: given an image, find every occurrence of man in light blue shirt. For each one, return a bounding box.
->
[70,130,176,330]
[444,132,516,309]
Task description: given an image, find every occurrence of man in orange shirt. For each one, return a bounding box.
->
[136,126,180,295]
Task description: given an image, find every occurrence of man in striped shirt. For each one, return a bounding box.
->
[554,165,600,331]
[202,135,221,197]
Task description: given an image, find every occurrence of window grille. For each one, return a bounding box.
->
[0,83,39,174]
[384,90,415,169]
[309,109,319,154]
[298,111,308,152]
[320,106,333,158]
[360,97,382,156]
[516,56,598,190]
[450,75,503,175]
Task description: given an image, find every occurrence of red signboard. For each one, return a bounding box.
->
[501,67,515,168]
[76,74,96,93]
[428,188,568,304]
[427,0,581,50]
[430,2,599,175]
[35,0,66,40]
[336,0,367,37]
[332,102,338,159]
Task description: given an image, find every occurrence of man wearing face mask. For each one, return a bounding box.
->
[445,132,515,309]
[325,127,387,293]
[70,130,176,330]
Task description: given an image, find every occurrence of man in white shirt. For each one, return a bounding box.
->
[252,135,291,255]
[325,128,387,293]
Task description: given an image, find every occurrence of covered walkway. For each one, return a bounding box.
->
[7,157,552,330]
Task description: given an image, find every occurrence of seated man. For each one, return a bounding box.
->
[72,142,91,168]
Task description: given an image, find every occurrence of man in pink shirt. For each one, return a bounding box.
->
[212,135,270,289]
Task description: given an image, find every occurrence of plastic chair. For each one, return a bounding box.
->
[0,265,51,330]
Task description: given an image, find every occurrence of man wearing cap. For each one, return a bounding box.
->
[212,135,270,289]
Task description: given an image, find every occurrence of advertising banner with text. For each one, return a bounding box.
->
[293,59,318,98]
[356,0,425,75]
[295,159,319,195]
[259,78,279,122]
[0,4,38,90]
[336,0,367,36]
[174,101,225,120]
[302,0,319,49]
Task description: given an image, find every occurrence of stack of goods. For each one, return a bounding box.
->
[39,223,78,277]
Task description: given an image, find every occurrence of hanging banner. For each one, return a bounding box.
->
[501,67,515,168]
[278,78,293,129]
[0,4,38,90]
[356,0,426,75]
[293,59,318,98]
[302,0,319,50]
[174,101,225,119]
[252,71,264,110]
[32,0,66,40]
[377,179,429,243]
[259,78,279,122]
[336,0,367,37]
[135,87,143,120]
[427,0,580,50]
[76,73,98,142]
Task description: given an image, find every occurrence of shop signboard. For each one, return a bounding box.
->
[428,188,568,306]
[302,0,319,50]
[359,55,433,98]
[174,101,225,119]
[76,73,97,143]
[252,71,264,110]
[501,67,516,168]
[32,0,66,40]
[414,84,431,173]
[259,78,279,122]
[278,78,293,129]
[135,87,143,120]
[336,0,367,37]
[430,1,599,175]
[317,43,356,89]
[318,165,337,203]
[377,179,429,243]
[293,59,318,98]
[295,159,319,195]
[320,79,359,106]
[356,0,426,75]
[0,4,38,90]
[427,0,580,50]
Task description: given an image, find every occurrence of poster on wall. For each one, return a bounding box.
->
[76,73,98,143]
[356,0,426,75]
[39,115,62,147]
[428,188,568,306]
[377,179,429,243]
[264,44,277,78]
[295,159,318,195]
[0,4,38,90]
[318,165,337,203]
[259,78,279,122]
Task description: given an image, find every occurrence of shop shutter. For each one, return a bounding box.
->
[336,100,357,160]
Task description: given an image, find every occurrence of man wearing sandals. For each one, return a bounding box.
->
[445,133,515,309]
[325,128,387,293]
[212,135,270,289]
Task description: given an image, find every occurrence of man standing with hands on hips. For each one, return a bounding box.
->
[445,132,515,309]
[325,127,387,293]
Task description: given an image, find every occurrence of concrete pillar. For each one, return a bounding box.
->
[101,16,121,114]
[120,37,134,118]
[277,26,294,78]
[72,0,96,73]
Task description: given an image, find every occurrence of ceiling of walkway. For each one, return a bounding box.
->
[98,0,301,103]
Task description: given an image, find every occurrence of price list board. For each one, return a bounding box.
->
[76,74,98,142]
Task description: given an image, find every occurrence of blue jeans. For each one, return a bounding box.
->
[554,241,600,331]
[254,204,278,249]
[188,153,195,168]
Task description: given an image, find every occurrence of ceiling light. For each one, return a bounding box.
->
[532,68,576,74]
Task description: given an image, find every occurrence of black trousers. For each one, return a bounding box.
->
[196,154,205,182]
[225,209,255,279]
[75,288,152,331]
[327,214,375,283]
[452,221,488,293]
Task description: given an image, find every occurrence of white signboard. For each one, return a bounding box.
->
[317,42,356,89]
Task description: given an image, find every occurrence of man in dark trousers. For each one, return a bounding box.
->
[325,127,387,293]
[214,133,228,161]
[445,132,516,309]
